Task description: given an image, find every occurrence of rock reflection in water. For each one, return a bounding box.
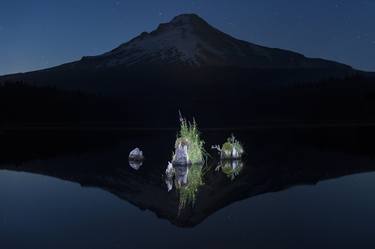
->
[175,165,189,188]
[129,160,143,170]
[215,160,244,180]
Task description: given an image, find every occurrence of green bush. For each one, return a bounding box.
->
[215,135,244,159]
[175,117,205,164]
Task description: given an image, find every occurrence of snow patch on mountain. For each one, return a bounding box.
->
[98,18,205,67]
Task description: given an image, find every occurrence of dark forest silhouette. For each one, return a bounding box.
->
[1,74,375,127]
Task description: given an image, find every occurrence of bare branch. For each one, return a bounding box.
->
[211,145,222,152]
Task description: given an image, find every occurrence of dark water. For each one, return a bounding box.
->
[1,127,375,249]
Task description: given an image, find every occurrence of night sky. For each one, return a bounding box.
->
[0,0,374,75]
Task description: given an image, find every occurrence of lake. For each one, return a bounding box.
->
[1,126,375,249]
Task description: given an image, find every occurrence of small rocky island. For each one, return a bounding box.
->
[129,148,144,170]
[171,116,205,165]
[212,135,244,160]
[129,148,144,161]
[165,115,206,211]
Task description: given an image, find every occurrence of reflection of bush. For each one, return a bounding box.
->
[217,160,244,181]
[178,164,204,211]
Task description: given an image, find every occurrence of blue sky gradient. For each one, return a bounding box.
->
[0,0,374,75]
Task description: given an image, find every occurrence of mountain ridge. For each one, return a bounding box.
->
[1,13,355,79]
[74,13,352,70]
[0,13,365,111]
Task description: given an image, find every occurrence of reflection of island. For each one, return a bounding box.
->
[165,164,204,212]
[2,127,375,227]
[2,147,375,228]
[215,160,244,181]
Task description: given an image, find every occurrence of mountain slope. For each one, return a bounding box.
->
[1,13,355,91]
[74,14,351,69]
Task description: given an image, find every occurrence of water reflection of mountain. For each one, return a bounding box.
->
[2,128,375,227]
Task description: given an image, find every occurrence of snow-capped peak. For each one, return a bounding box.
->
[169,13,207,25]
[91,14,218,67]
[79,13,352,70]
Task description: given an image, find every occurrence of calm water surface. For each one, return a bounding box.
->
[1,127,375,249]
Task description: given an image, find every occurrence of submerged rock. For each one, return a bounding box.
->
[129,148,144,161]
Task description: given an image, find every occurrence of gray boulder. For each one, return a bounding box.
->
[172,144,190,165]
[129,148,144,161]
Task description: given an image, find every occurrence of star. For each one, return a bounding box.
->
[191,1,201,10]
[335,0,344,8]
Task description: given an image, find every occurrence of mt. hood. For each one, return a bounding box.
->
[76,14,351,69]
[0,13,356,96]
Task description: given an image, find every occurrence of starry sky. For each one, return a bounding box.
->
[0,0,374,75]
